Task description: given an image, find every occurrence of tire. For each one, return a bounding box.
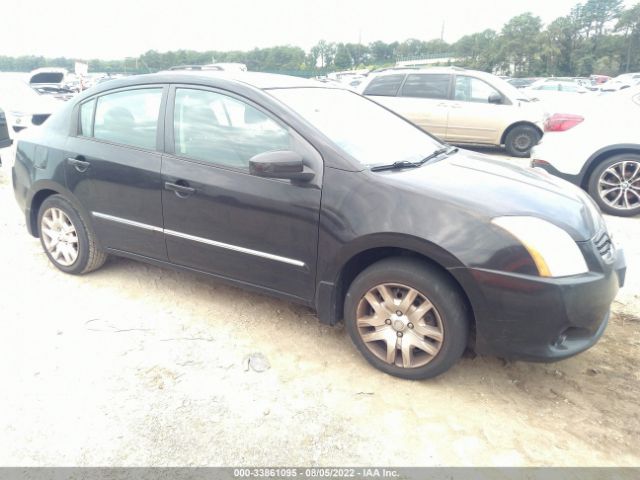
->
[344,257,470,380]
[37,195,108,274]
[587,153,640,217]
[504,125,540,158]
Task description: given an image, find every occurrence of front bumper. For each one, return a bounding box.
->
[460,247,626,361]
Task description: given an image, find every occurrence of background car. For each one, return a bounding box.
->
[531,86,640,216]
[524,78,591,112]
[598,73,640,92]
[357,67,546,157]
[29,67,76,101]
[507,77,539,89]
[0,106,11,166]
[0,78,63,134]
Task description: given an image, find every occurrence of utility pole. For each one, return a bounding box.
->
[440,21,445,42]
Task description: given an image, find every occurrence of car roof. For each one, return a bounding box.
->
[86,71,324,93]
[369,66,487,77]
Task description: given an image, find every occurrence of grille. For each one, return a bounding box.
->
[594,230,614,261]
[32,114,50,126]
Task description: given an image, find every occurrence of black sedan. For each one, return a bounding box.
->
[12,72,626,379]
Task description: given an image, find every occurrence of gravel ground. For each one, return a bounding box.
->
[0,150,638,467]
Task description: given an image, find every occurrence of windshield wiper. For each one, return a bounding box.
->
[370,146,458,172]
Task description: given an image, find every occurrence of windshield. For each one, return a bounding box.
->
[269,87,443,167]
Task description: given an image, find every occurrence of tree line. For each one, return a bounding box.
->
[1,0,638,77]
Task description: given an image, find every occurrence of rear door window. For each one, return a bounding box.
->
[400,74,451,99]
[93,88,162,150]
[363,74,405,96]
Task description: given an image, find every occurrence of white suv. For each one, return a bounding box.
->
[358,67,546,157]
[531,86,640,216]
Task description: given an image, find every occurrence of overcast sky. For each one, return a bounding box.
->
[2,0,634,59]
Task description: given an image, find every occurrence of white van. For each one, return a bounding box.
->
[358,67,546,157]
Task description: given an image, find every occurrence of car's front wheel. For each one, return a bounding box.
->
[588,154,640,217]
[344,258,469,380]
[38,195,108,274]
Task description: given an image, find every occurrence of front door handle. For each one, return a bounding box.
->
[165,181,196,198]
[67,156,90,173]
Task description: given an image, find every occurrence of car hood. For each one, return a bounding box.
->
[380,150,602,241]
[9,94,62,115]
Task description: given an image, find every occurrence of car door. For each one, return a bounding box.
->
[446,75,508,145]
[161,86,322,301]
[64,86,168,260]
[373,73,452,140]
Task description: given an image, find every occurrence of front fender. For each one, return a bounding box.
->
[315,233,467,325]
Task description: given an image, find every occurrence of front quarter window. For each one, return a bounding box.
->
[79,99,95,136]
[269,87,443,167]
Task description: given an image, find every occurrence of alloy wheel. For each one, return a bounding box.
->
[41,207,79,267]
[597,160,640,211]
[355,283,444,368]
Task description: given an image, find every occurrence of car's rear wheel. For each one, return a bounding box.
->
[588,154,640,217]
[38,195,107,274]
[344,258,469,380]
[504,125,540,158]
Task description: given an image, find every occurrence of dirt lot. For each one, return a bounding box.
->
[0,153,638,467]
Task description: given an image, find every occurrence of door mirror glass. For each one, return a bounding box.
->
[249,150,314,181]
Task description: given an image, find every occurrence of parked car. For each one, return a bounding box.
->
[0,106,11,166]
[167,63,248,72]
[599,73,640,92]
[0,78,62,134]
[358,67,546,157]
[526,79,588,94]
[507,77,538,89]
[524,79,590,113]
[589,74,612,86]
[29,68,76,101]
[531,86,640,216]
[12,72,625,379]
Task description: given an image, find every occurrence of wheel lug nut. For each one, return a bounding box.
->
[396,310,402,316]
[408,323,414,329]
[385,319,391,325]
[397,332,403,337]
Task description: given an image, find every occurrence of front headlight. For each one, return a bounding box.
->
[492,216,588,277]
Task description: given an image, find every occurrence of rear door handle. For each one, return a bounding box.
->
[164,181,196,198]
[66,156,90,172]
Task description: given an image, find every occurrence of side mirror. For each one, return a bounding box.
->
[488,92,503,104]
[249,150,315,182]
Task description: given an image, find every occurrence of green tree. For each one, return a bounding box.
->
[334,44,352,69]
[616,3,640,71]
[499,13,544,75]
